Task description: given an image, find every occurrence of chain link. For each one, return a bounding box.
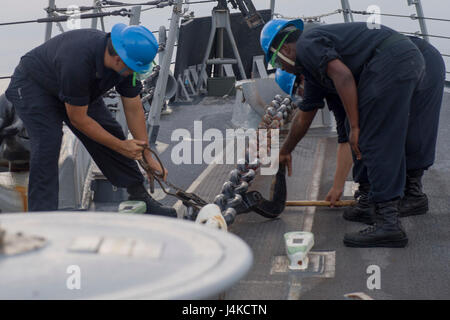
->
[188,94,297,224]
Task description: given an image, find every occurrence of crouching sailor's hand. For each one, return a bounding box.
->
[143,148,168,181]
[325,186,343,207]
[119,139,147,160]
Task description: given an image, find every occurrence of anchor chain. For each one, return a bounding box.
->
[187,94,297,225]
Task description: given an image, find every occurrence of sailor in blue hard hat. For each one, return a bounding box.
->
[260,19,444,248]
[110,23,158,77]
[260,19,303,75]
[275,67,352,213]
[6,23,177,217]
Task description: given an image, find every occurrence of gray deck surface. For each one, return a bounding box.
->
[227,93,450,300]
[158,93,450,300]
[95,92,449,299]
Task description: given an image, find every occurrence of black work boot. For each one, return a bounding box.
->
[127,184,177,218]
[344,199,408,248]
[399,169,428,217]
[343,182,375,224]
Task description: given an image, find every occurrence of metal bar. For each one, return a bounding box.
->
[158,25,167,65]
[188,66,199,83]
[222,64,235,77]
[224,15,247,79]
[197,64,208,92]
[45,0,56,41]
[270,0,276,20]
[176,75,193,102]
[399,31,450,40]
[196,13,217,90]
[129,5,142,25]
[407,0,430,42]
[340,0,354,23]
[55,21,65,33]
[206,58,238,64]
[91,0,98,29]
[251,55,268,78]
[216,28,224,77]
[148,0,184,144]
[100,17,106,31]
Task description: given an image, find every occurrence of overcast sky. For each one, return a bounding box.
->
[0,0,449,93]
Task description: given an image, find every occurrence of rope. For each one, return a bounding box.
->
[342,9,450,23]
[100,1,166,8]
[44,1,163,13]
[0,76,12,80]
[0,19,39,27]
[141,6,161,12]
[399,31,450,40]
[0,9,131,27]
[184,0,216,4]
[46,6,99,13]
[45,0,215,14]
[274,9,341,22]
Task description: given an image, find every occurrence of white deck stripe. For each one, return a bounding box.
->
[343,181,358,197]
[154,141,169,154]
[288,140,327,300]
[173,136,330,300]
[302,139,326,233]
[172,140,234,213]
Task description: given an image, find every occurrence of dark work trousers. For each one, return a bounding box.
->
[354,39,425,203]
[352,38,445,188]
[5,66,143,211]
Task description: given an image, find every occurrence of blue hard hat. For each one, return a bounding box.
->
[111,23,158,73]
[260,19,304,63]
[275,68,297,96]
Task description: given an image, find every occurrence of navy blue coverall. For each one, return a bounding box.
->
[5,29,144,211]
[296,29,445,201]
[295,23,428,203]
[352,36,446,184]
[298,81,349,144]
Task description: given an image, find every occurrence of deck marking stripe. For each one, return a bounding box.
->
[287,283,303,300]
[287,138,326,300]
[155,141,169,154]
[343,181,358,197]
[172,140,234,212]
[303,139,326,233]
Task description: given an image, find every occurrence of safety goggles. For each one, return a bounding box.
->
[131,60,156,87]
[269,29,296,68]
[119,61,156,87]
